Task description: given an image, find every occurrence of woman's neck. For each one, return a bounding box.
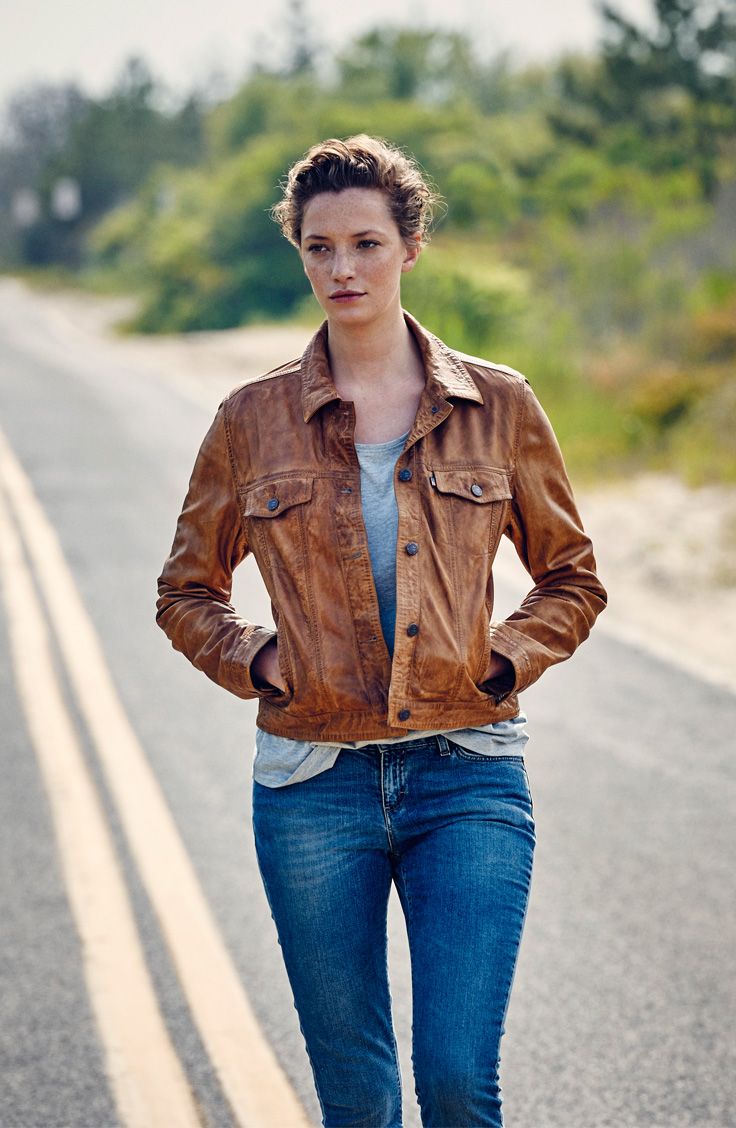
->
[326,308,424,396]
[325,307,427,442]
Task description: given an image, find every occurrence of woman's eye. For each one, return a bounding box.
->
[306,244,327,254]
[358,239,379,249]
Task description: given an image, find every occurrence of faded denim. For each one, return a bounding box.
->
[252,733,536,1127]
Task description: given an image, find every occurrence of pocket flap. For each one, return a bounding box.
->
[431,467,512,504]
[243,476,314,518]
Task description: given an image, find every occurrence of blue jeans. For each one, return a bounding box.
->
[252,734,536,1127]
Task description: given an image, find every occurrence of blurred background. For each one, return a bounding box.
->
[1,0,734,485]
[2,6,736,1126]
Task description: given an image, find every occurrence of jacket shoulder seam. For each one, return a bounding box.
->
[510,378,530,481]
[251,358,302,384]
[452,350,530,385]
[221,360,302,405]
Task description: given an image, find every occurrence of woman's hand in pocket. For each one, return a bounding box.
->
[479,652,516,694]
[251,637,287,693]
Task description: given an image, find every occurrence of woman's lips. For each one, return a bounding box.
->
[329,291,365,302]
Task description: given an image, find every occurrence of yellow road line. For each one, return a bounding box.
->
[0,483,202,1128]
[0,428,312,1128]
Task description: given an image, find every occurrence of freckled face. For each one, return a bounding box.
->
[299,188,420,327]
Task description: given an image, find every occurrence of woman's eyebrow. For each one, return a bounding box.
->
[303,228,385,241]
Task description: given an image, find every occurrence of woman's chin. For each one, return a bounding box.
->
[325,303,373,327]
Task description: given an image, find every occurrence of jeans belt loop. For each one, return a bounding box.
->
[436,734,451,756]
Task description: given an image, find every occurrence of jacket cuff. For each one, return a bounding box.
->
[230,627,280,698]
[486,621,533,699]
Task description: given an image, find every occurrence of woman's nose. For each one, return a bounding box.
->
[331,250,355,281]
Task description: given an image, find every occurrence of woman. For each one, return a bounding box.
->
[157,135,607,1126]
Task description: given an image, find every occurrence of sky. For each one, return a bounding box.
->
[1,0,655,112]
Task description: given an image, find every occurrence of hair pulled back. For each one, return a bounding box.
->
[271,134,440,248]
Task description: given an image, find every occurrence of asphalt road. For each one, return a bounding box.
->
[1,279,734,1128]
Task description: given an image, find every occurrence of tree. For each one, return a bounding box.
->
[548,1,736,197]
[284,0,317,76]
[0,57,206,267]
[0,82,88,181]
[336,28,475,104]
[597,0,736,115]
[0,82,89,263]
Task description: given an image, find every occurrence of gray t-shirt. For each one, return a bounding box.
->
[253,429,527,788]
[355,430,408,657]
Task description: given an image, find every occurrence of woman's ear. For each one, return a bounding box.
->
[401,235,422,274]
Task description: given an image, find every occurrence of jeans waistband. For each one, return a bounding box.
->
[371,734,452,756]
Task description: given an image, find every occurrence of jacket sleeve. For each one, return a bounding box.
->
[485,379,607,698]
[155,399,278,700]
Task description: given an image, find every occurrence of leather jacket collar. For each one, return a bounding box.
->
[301,309,483,423]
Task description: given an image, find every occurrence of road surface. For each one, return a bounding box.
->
[1,278,734,1128]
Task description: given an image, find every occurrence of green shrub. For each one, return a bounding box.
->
[402,254,525,355]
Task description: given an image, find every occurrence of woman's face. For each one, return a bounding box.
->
[299,187,420,328]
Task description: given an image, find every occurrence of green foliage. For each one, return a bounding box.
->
[599,0,736,111]
[207,74,323,157]
[669,376,736,484]
[5,7,736,483]
[0,57,205,268]
[54,58,202,216]
[402,254,525,355]
[96,134,312,331]
[550,0,736,198]
[336,28,476,103]
[444,162,520,231]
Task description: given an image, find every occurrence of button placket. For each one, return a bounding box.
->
[391,434,422,722]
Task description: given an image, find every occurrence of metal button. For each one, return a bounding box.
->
[398,468,412,482]
[406,623,419,637]
[431,405,440,414]
[267,497,279,511]
[398,708,411,721]
[471,483,483,497]
[405,542,419,556]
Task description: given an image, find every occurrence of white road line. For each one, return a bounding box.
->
[0,429,312,1127]
[0,482,202,1128]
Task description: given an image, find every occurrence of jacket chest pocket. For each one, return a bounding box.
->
[241,476,314,571]
[428,467,512,557]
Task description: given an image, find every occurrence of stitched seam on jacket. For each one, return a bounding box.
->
[296,501,327,697]
[510,377,528,486]
[445,495,466,701]
[221,397,249,552]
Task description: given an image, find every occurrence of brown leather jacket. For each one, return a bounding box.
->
[156,312,607,741]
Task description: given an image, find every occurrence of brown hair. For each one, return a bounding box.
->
[271,134,440,248]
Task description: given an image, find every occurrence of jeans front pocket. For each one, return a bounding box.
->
[448,742,534,818]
